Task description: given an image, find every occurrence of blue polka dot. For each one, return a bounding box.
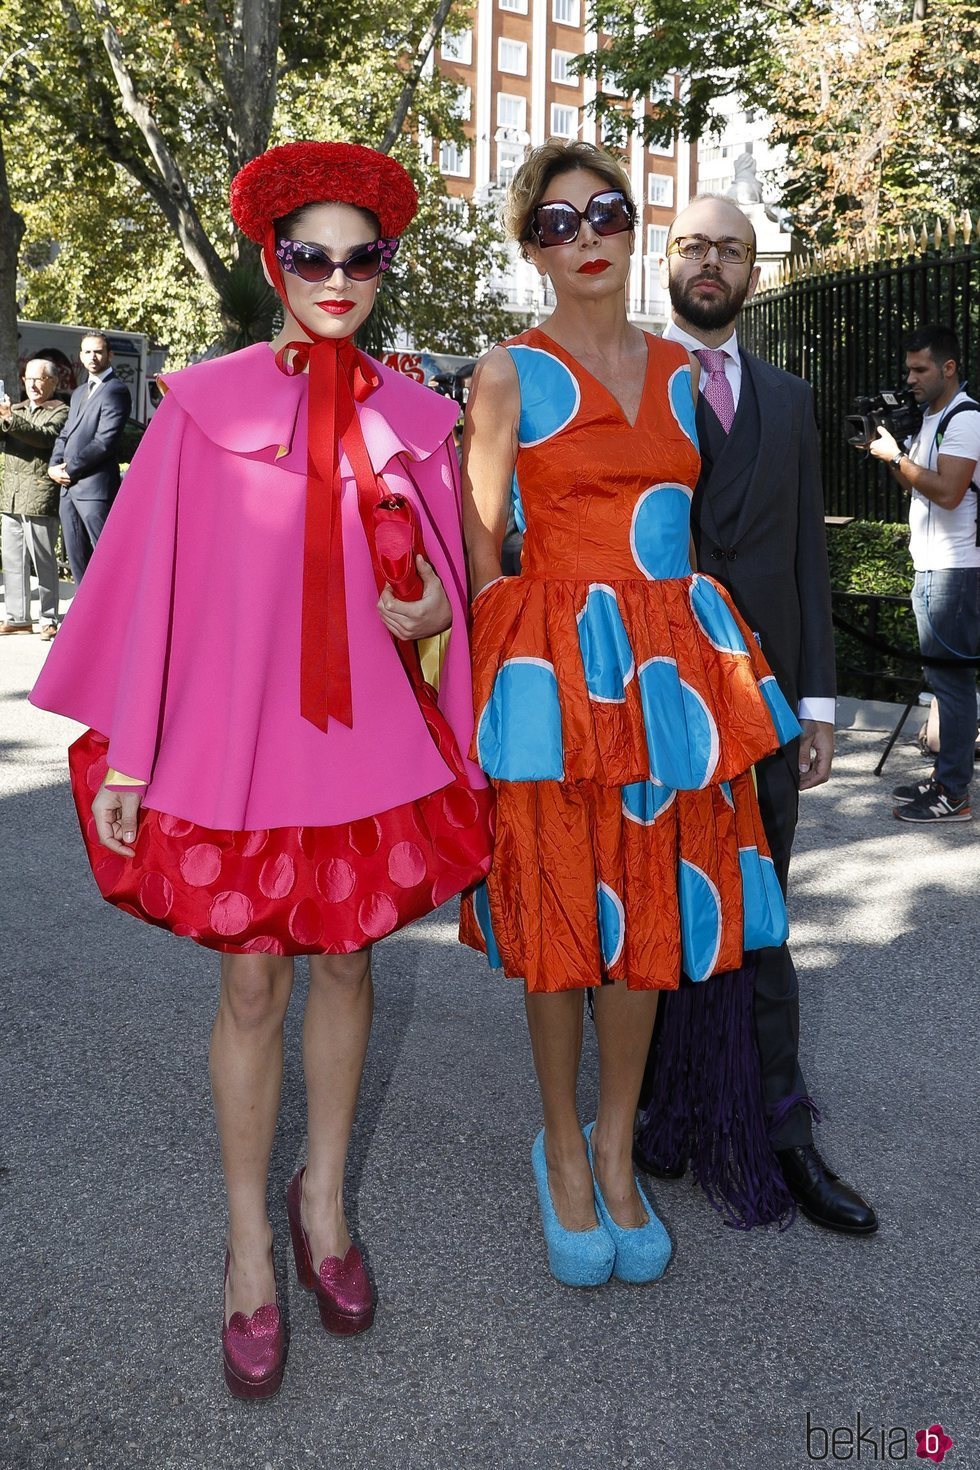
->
[758,675,802,747]
[689,576,749,655]
[637,657,720,789]
[630,485,693,580]
[668,365,699,449]
[597,882,625,969]
[472,881,503,967]
[576,584,635,703]
[739,848,789,949]
[508,346,581,446]
[476,658,564,780]
[679,860,722,982]
[511,471,526,534]
[622,779,675,824]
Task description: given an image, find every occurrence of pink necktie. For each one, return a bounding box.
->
[695,348,735,434]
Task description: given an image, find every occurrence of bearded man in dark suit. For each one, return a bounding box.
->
[635,194,876,1234]
[48,332,132,582]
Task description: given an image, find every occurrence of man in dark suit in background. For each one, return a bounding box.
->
[48,332,131,582]
[636,194,876,1233]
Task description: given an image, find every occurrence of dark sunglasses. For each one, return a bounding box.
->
[275,236,400,283]
[529,189,635,248]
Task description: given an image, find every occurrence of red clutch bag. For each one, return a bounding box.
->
[372,494,424,600]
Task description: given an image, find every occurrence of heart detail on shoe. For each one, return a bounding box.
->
[226,1302,281,1339]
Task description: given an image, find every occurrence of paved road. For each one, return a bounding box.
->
[2,602,978,1470]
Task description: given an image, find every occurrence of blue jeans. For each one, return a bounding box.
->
[912,569,980,796]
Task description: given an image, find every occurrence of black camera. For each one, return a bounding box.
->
[846,389,922,449]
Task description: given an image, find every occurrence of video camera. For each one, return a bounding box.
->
[846,389,922,450]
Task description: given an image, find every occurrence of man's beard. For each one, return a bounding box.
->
[669,271,751,331]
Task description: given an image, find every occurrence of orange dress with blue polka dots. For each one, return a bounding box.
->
[460,327,800,994]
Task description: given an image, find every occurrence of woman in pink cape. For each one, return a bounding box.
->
[31,141,491,1398]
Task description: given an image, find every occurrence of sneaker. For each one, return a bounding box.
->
[39,623,58,641]
[891,776,936,805]
[0,621,33,635]
[894,781,972,823]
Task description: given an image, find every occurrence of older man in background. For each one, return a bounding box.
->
[0,360,70,638]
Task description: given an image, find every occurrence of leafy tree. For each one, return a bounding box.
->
[766,0,980,244]
[1,0,507,375]
[574,0,777,148]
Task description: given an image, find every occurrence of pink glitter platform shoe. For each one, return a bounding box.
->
[221,1253,286,1399]
[285,1169,375,1336]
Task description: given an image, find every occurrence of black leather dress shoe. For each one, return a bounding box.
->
[632,1137,686,1180]
[776,1145,878,1234]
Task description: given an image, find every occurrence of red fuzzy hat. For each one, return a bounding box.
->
[230,141,418,242]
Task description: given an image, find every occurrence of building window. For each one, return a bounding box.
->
[451,86,472,121]
[440,29,472,64]
[499,0,529,11]
[646,225,668,257]
[550,104,578,138]
[497,93,527,130]
[647,173,673,207]
[439,141,471,176]
[497,141,524,186]
[551,50,579,85]
[648,136,675,158]
[498,38,528,75]
[602,72,625,97]
[553,0,581,23]
[600,110,627,146]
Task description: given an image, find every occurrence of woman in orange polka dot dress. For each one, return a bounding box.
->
[461,142,798,1287]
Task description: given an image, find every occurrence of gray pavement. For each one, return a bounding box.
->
[1,590,978,1470]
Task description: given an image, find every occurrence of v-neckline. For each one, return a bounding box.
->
[530,328,653,431]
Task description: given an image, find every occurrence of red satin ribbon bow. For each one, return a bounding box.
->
[276,335,381,732]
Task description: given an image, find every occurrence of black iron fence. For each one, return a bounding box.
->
[740,224,980,522]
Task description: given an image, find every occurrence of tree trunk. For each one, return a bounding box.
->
[0,130,26,396]
[380,0,456,153]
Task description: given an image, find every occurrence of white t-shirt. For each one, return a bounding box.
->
[906,386,980,571]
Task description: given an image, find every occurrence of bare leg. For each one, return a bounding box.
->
[299,949,374,1269]
[210,954,294,1319]
[591,983,660,1228]
[524,989,597,1231]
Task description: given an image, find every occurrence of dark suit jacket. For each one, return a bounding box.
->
[691,349,836,719]
[49,370,132,502]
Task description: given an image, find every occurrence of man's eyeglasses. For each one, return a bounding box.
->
[529,189,636,248]
[667,235,755,265]
[275,237,400,283]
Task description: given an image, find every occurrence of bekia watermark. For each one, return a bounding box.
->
[805,1412,954,1462]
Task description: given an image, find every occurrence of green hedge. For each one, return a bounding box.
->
[825,520,920,699]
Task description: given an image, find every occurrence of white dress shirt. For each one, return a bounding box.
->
[663,319,835,728]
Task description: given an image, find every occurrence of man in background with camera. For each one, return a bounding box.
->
[633,193,877,1236]
[868,325,980,824]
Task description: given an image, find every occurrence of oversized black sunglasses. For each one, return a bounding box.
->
[530,189,636,248]
[275,236,400,283]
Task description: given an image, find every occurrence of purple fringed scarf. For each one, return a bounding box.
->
[635,959,797,1231]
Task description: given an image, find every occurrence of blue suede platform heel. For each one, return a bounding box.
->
[584,1122,672,1284]
[531,1129,615,1287]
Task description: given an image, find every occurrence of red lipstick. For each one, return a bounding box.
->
[578,259,611,275]
[316,300,355,315]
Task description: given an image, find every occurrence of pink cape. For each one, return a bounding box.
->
[31,343,486,829]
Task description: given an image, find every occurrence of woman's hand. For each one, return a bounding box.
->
[377,555,452,640]
[92,781,143,857]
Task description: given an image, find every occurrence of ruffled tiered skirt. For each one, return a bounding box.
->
[459,572,800,993]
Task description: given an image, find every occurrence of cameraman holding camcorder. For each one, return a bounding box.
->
[865,325,980,823]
